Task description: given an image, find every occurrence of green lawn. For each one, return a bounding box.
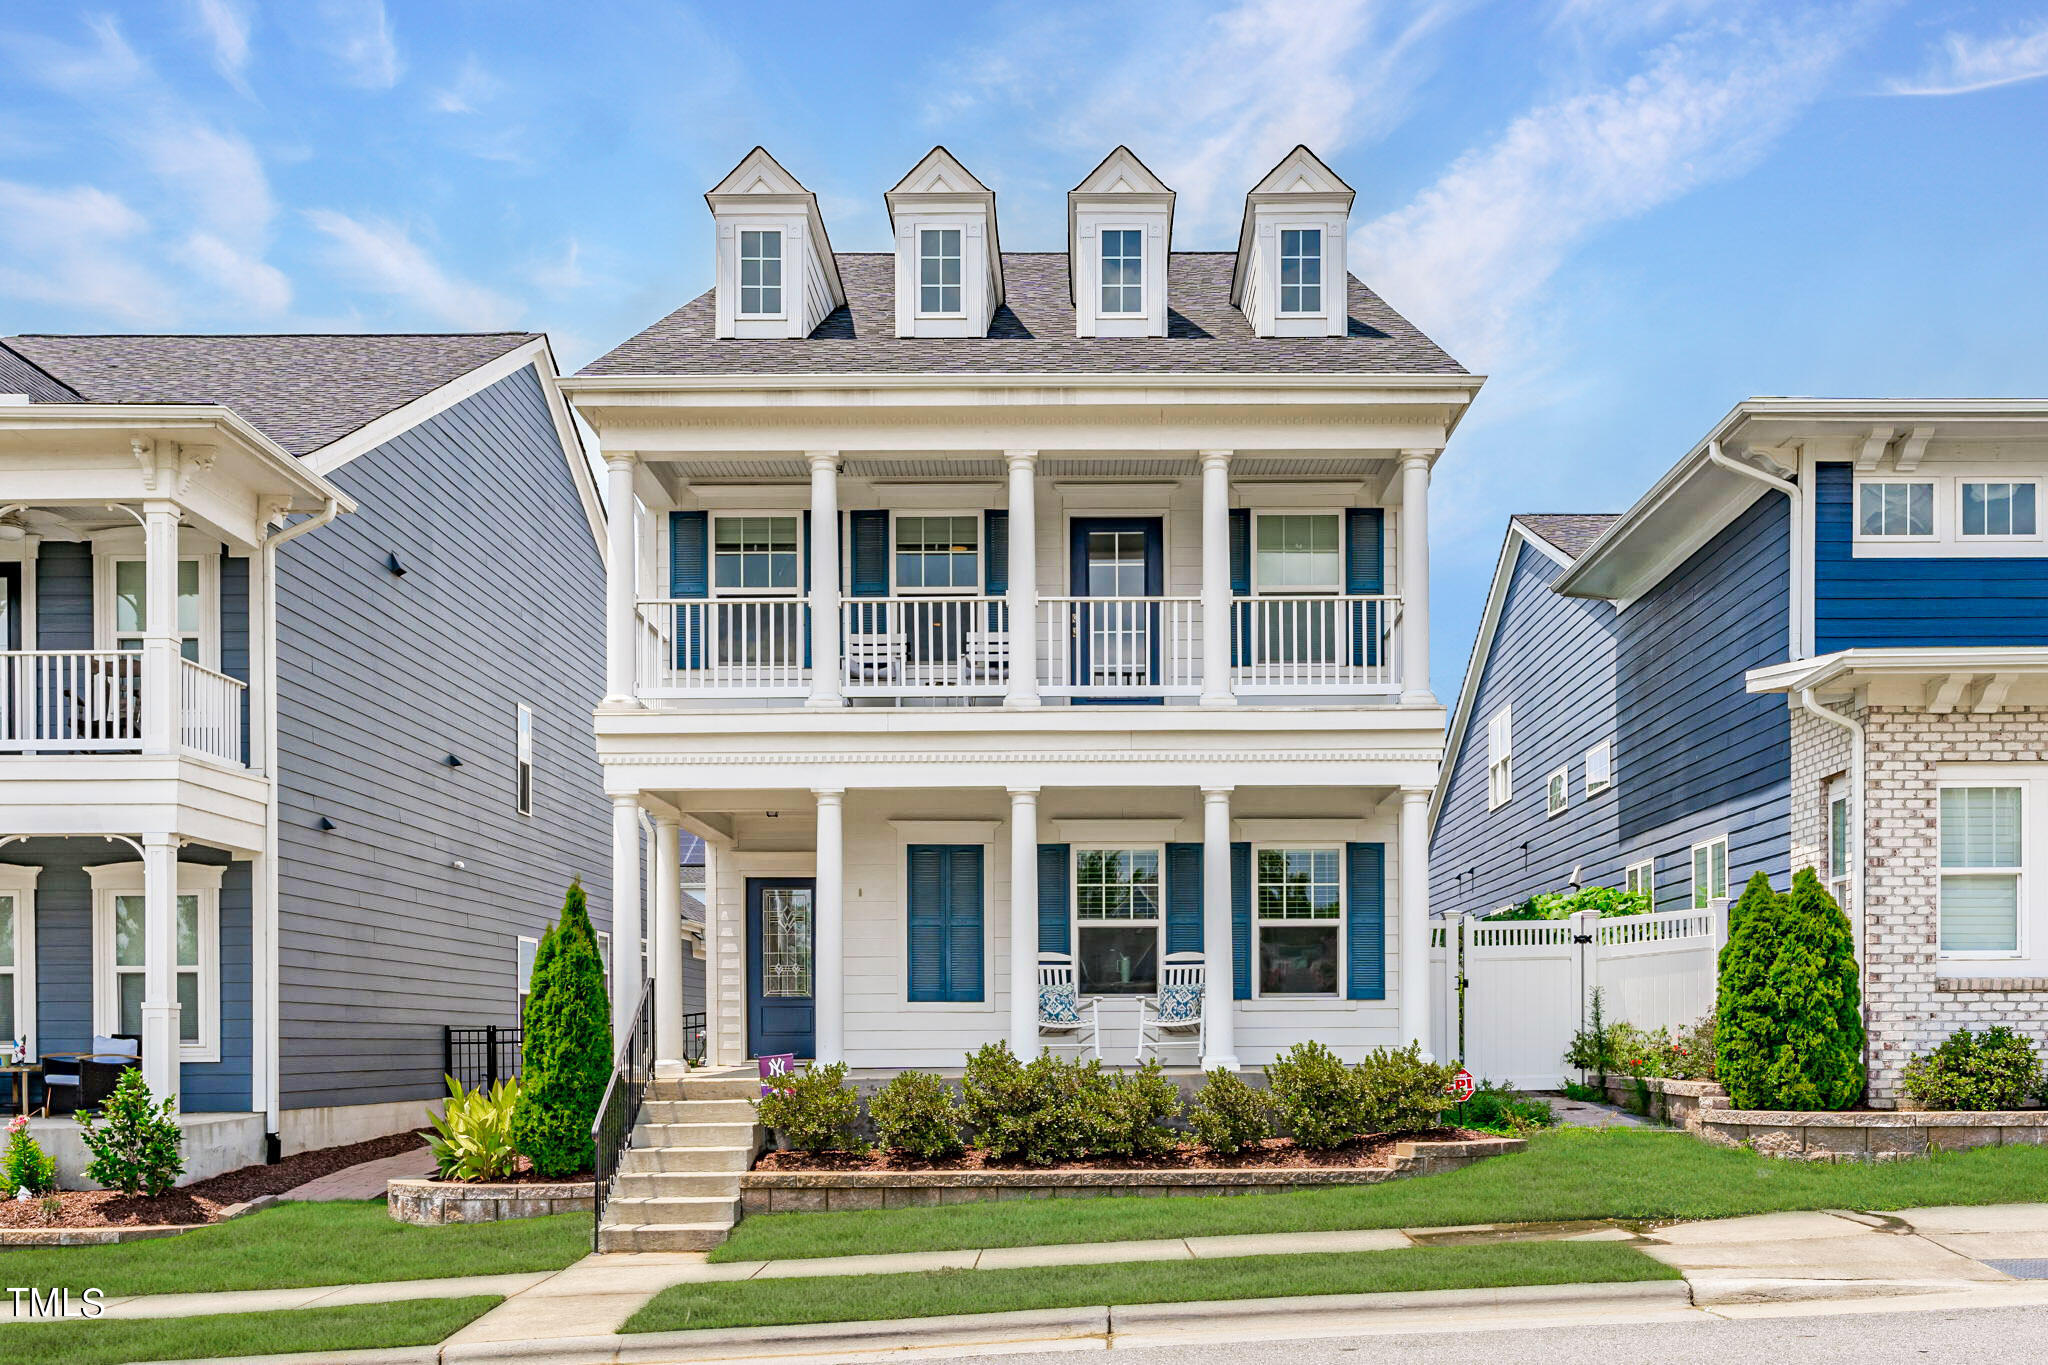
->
[713,1127,2048,1263]
[0,1202,589,1297]
[0,1295,498,1365]
[627,1242,1675,1334]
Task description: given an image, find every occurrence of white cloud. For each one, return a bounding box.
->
[179,232,292,314]
[431,56,499,114]
[320,0,401,89]
[191,0,252,85]
[529,238,587,293]
[5,13,146,95]
[131,120,275,246]
[0,180,176,323]
[305,209,520,328]
[1890,18,2048,96]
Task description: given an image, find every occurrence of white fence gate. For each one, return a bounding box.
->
[1428,907,1718,1090]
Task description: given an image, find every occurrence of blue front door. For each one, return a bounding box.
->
[747,877,816,1059]
[1068,518,1164,705]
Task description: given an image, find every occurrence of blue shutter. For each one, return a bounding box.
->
[849,510,889,597]
[984,510,1008,595]
[1165,843,1203,954]
[1230,841,1251,1000]
[668,511,708,671]
[1229,508,1250,666]
[906,845,947,1002]
[1346,842,1386,1000]
[1037,844,1071,956]
[947,846,985,1002]
[801,510,812,668]
[1345,507,1384,666]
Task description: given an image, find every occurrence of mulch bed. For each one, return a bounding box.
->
[752,1128,1478,1172]
[0,1130,428,1230]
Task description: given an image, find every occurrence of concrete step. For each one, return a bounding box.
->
[649,1075,761,1102]
[615,1170,743,1199]
[640,1098,758,1124]
[619,1144,753,1175]
[597,1221,734,1253]
[635,1121,762,1149]
[602,1194,740,1227]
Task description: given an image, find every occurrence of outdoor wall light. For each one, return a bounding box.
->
[316,816,337,832]
[445,753,463,767]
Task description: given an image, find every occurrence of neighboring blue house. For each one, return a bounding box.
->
[1432,399,2048,1104]
[0,332,627,1179]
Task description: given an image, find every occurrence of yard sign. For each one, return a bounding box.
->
[759,1052,796,1097]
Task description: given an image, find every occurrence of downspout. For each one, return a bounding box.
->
[1706,440,1802,659]
[1800,685,1869,1086]
[255,499,342,1149]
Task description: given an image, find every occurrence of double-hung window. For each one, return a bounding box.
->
[1827,775,1852,909]
[1256,847,1341,997]
[1961,481,2038,538]
[893,516,978,592]
[1624,859,1653,899]
[1691,837,1729,910]
[1857,481,1935,539]
[1487,707,1514,810]
[90,862,222,1061]
[918,228,963,315]
[1585,740,1613,795]
[1074,848,1159,995]
[1940,785,2022,956]
[738,229,782,316]
[1100,229,1143,315]
[0,868,34,1050]
[112,558,204,660]
[1547,767,1569,817]
[1278,227,1323,314]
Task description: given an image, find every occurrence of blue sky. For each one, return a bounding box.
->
[3,1,2046,696]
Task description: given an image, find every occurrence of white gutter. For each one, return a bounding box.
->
[1798,686,1870,1084]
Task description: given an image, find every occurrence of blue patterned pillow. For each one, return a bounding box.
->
[1156,982,1202,1024]
[1038,983,1081,1024]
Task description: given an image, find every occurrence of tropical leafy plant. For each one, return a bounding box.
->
[1488,886,1650,921]
[512,881,614,1178]
[426,1075,523,1181]
[78,1068,184,1196]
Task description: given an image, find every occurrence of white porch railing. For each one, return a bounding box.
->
[1231,595,1399,694]
[1039,596,1200,697]
[179,658,247,765]
[0,650,144,752]
[841,597,1010,695]
[637,598,811,697]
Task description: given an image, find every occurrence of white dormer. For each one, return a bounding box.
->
[886,148,1003,339]
[705,147,845,340]
[1231,145,1354,338]
[1067,147,1174,339]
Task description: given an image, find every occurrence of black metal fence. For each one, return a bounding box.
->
[443,1024,522,1091]
[682,1011,706,1064]
[592,978,655,1249]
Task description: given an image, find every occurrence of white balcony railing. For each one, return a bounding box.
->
[841,597,1009,695]
[1231,595,1400,694]
[637,598,811,696]
[0,650,143,752]
[1039,596,1201,697]
[179,658,247,765]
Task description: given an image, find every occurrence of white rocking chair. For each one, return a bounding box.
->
[1036,954,1100,1060]
[1136,953,1205,1066]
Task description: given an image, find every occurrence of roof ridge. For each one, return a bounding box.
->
[9,331,538,341]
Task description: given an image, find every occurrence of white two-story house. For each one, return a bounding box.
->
[564,145,1481,1076]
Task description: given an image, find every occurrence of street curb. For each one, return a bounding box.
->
[1108,1278,1693,1328]
[441,1307,1108,1363]
[151,1350,438,1365]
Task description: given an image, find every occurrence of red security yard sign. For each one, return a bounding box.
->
[1446,1068,1475,1104]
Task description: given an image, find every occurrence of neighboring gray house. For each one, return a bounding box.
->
[0,332,639,1178]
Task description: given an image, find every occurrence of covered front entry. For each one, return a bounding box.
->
[747,877,817,1059]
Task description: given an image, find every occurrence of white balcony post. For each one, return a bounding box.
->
[1399,787,1432,1055]
[814,789,846,1063]
[140,831,181,1103]
[1398,450,1434,704]
[652,814,685,1065]
[1199,450,1235,707]
[1200,786,1237,1070]
[603,453,641,707]
[1003,451,1040,707]
[806,451,844,708]
[610,795,644,1041]
[1007,788,1040,1054]
[141,502,180,754]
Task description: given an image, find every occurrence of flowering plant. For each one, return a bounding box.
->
[3,1112,58,1196]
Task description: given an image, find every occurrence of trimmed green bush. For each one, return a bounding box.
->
[4,1114,58,1195]
[1090,1061,1183,1160]
[1265,1041,1367,1148]
[78,1068,184,1195]
[512,881,614,1178]
[959,1044,1097,1166]
[1189,1068,1270,1154]
[1903,1027,2046,1111]
[757,1062,863,1152]
[1716,868,1864,1110]
[1354,1044,1458,1134]
[868,1070,964,1159]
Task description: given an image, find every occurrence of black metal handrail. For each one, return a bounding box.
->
[591,978,655,1249]
[443,1024,522,1091]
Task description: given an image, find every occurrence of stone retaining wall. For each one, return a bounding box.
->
[1600,1075,2048,1160]
[387,1177,593,1224]
[739,1137,1523,1214]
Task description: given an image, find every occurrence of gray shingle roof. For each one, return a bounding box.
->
[580,252,1465,378]
[5,332,538,456]
[1513,513,1620,560]
[0,342,81,402]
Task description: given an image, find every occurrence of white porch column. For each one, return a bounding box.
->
[1004,451,1040,707]
[610,796,644,1042]
[652,814,685,1064]
[702,837,731,1065]
[1199,451,1235,707]
[1398,450,1434,705]
[1398,787,1432,1054]
[140,502,180,754]
[603,453,641,707]
[1200,787,1237,1070]
[806,451,844,708]
[813,789,846,1063]
[1007,788,1040,1054]
[140,831,181,1103]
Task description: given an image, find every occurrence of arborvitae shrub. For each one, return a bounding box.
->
[512,881,614,1176]
[1716,868,1863,1110]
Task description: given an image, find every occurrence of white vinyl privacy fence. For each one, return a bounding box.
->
[1429,907,1719,1090]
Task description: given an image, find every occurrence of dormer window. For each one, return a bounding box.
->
[918,228,963,316]
[1100,229,1144,315]
[738,230,783,316]
[1278,228,1323,315]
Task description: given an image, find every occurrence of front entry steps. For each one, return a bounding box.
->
[597,1068,764,1252]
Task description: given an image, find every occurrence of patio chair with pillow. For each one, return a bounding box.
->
[1036,954,1099,1061]
[1136,953,1205,1066]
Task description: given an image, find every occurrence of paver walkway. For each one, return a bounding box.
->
[1546,1094,1653,1128]
[278,1147,435,1201]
